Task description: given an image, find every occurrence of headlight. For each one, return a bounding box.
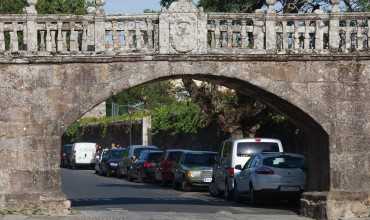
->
[188,171,201,178]
[109,162,118,167]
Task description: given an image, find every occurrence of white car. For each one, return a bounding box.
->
[234,152,305,204]
[71,142,97,168]
[210,138,284,200]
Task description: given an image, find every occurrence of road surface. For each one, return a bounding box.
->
[61,168,301,216]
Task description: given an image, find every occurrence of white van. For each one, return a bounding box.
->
[71,142,97,168]
[210,138,284,200]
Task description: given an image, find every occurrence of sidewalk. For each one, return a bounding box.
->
[0,210,313,220]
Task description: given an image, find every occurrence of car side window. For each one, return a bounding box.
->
[250,157,259,168]
[243,156,254,170]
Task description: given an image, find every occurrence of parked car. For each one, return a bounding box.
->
[117,145,158,178]
[210,138,284,200]
[100,148,126,177]
[234,152,305,204]
[70,142,97,169]
[61,144,73,168]
[155,149,185,185]
[95,148,110,174]
[127,150,164,182]
[173,151,217,192]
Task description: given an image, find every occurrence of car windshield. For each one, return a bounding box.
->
[263,155,304,169]
[110,150,125,159]
[134,148,149,158]
[167,151,183,162]
[63,145,72,154]
[147,152,163,162]
[237,142,279,156]
[183,153,216,166]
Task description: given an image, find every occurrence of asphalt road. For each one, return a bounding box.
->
[61,168,300,215]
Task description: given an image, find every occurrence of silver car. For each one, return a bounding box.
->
[234,152,305,204]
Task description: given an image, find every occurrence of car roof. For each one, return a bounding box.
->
[130,145,157,149]
[141,150,164,154]
[183,150,217,154]
[225,138,282,143]
[255,152,304,158]
[165,149,187,152]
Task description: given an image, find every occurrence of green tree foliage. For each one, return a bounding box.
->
[37,0,87,14]
[0,0,27,14]
[0,0,89,14]
[107,81,177,115]
[152,102,206,135]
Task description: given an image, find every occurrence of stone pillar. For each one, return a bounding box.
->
[142,116,152,146]
[24,0,38,53]
[265,0,277,52]
[94,0,106,53]
[0,67,71,215]
[329,0,340,50]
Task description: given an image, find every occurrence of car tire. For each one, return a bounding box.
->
[116,169,122,178]
[224,182,234,201]
[209,179,221,197]
[249,184,259,206]
[127,173,133,182]
[233,182,242,202]
[181,179,191,192]
[137,171,144,183]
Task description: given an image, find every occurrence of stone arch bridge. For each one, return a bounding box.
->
[0,0,369,219]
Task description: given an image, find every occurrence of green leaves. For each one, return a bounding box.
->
[0,0,27,14]
[0,0,88,14]
[152,102,206,135]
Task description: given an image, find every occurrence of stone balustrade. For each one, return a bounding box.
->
[0,0,370,56]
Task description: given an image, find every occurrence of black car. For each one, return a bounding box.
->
[61,144,73,168]
[99,148,126,177]
[127,150,164,183]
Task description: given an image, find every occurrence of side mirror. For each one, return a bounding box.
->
[235,165,243,170]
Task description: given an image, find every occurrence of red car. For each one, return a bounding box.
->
[155,149,185,185]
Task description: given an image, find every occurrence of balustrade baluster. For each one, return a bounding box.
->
[124,22,130,50]
[46,23,52,52]
[62,31,68,52]
[282,21,288,50]
[112,21,119,51]
[357,20,364,50]
[329,16,339,50]
[70,22,78,52]
[0,23,5,52]
[227,20,232,48]
[11,22,19,52]
[241,20,247,49]
[294,21,300,50]
[345,20,351,52]
[315,19,324,51]
[304,21,310,50]
[215,20,221,49]
[253,14,264,50]
[147,19,153,49]
[136,26,142,49]
[39,30,46,51]
[57,22,64,52]
[51,31,56,52]
[81,21,88,52]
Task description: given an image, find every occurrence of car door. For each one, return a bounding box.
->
[239,156,258,193]
[214,142,226,190]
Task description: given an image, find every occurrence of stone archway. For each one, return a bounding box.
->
[0,56,369,220]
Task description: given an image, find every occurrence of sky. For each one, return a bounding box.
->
[104,0,161,14]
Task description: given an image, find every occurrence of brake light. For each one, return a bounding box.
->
[144,162,153,169]
[255,138,261,142]
[226,167,234,177]
[255,166,274,175]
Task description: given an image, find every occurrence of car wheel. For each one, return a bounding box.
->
[137,171,144,183]
[209,179,221,197]
[116,169,122,178]
[127,172,133,182]
[224,182,234,201]
[181,179,191,192]
[233,182,242,202]
[249,184,259,206]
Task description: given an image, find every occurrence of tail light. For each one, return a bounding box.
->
[143,162,153,169]
[255,166,274,175]
[226,167,234,177]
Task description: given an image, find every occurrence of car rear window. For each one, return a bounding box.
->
[183,153,217,166]
[263,155,304,169]
[110,150,125,159]
[237,142,279,156]
[167,152,183,162]
[134,148,148,158]
[147,152,163,162]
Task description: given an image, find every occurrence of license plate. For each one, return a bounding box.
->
[280,186,299,192]
[203,178,212,183]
